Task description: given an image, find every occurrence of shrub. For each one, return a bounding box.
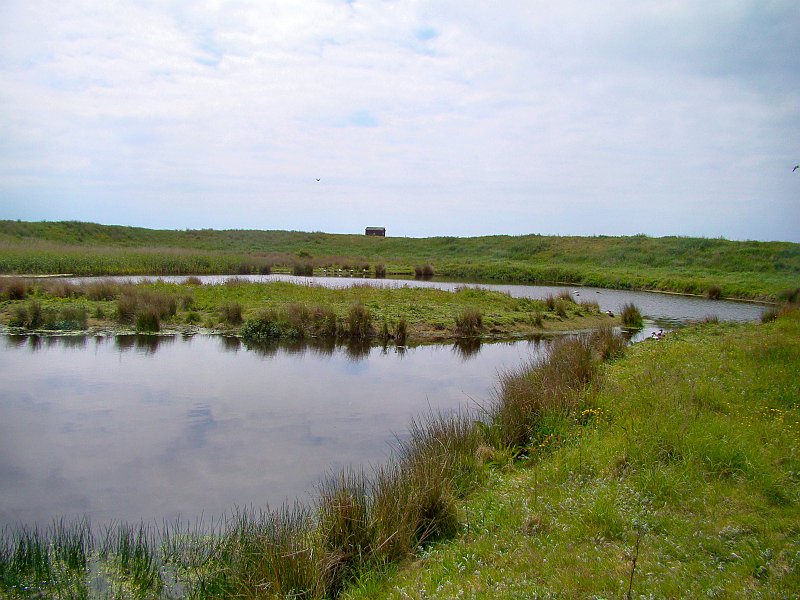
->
[454,308,483,337]
[707,285,723,300]
[620,302,643,328]
[241,311,284,343]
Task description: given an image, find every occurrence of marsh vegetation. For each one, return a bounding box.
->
[0,277,613,343]
[1,220,798,300]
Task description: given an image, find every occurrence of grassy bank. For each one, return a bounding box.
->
[344,309,800,599]
[2,220,798,300]
[0,277,613,343]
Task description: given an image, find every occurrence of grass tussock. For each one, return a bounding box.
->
[454,308,483,337]
[620,302,643,328]
[414,264,435,280]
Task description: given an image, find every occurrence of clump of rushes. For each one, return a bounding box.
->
[135,309,160,332]
[454,308,483,337]
[347,302,372,339]
[220,302,243,326]
[488,334,600,449]
[8,301,87,330]
[374,263,386,278]
[116,287,177,326]
[286,302,310,337]
[707,285,723,300]
[293,263,314,276]
[316,469,373,596]
[183,276,202,286]
[0,277,30,300]
[395,318,408,345]
[310,305,338,337]
[620,302,643,328]
[414,264,435,280]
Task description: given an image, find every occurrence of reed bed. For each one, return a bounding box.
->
[0,327,626,599]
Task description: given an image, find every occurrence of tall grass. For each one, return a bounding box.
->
[620,302,643,328]
[454,308,483,337]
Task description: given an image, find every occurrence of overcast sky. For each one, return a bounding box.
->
[1,1,798,241]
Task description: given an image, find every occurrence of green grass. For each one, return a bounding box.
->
[0,278,613,342]
[1,220,798,299]
[342,309,800,599]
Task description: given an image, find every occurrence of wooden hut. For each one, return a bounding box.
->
[365,227,386,237]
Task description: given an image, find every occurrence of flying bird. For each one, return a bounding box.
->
[316,178,321,181]
[793,165,799,172]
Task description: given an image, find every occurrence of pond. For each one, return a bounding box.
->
[0,334,544,528]
[0,278,766,529]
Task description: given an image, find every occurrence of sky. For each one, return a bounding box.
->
[1,1,798,242]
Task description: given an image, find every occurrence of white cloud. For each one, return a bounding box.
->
[0,0,798,240]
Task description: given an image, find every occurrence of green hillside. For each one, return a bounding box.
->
[1,220,798,300]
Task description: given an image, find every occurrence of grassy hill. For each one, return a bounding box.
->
[1,220,798,300]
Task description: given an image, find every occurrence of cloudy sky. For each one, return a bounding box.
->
[1,1,798,241]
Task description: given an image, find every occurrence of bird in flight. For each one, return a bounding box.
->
[316,178,321,181]
[793,165,799,172]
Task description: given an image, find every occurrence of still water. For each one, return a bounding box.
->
[67,273,767,326]
[0,334,542,528]
[1,279,766,528]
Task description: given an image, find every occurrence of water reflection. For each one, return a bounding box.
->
[452,338,481,360]
[114,334,176,354]
[0,334,539,527]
